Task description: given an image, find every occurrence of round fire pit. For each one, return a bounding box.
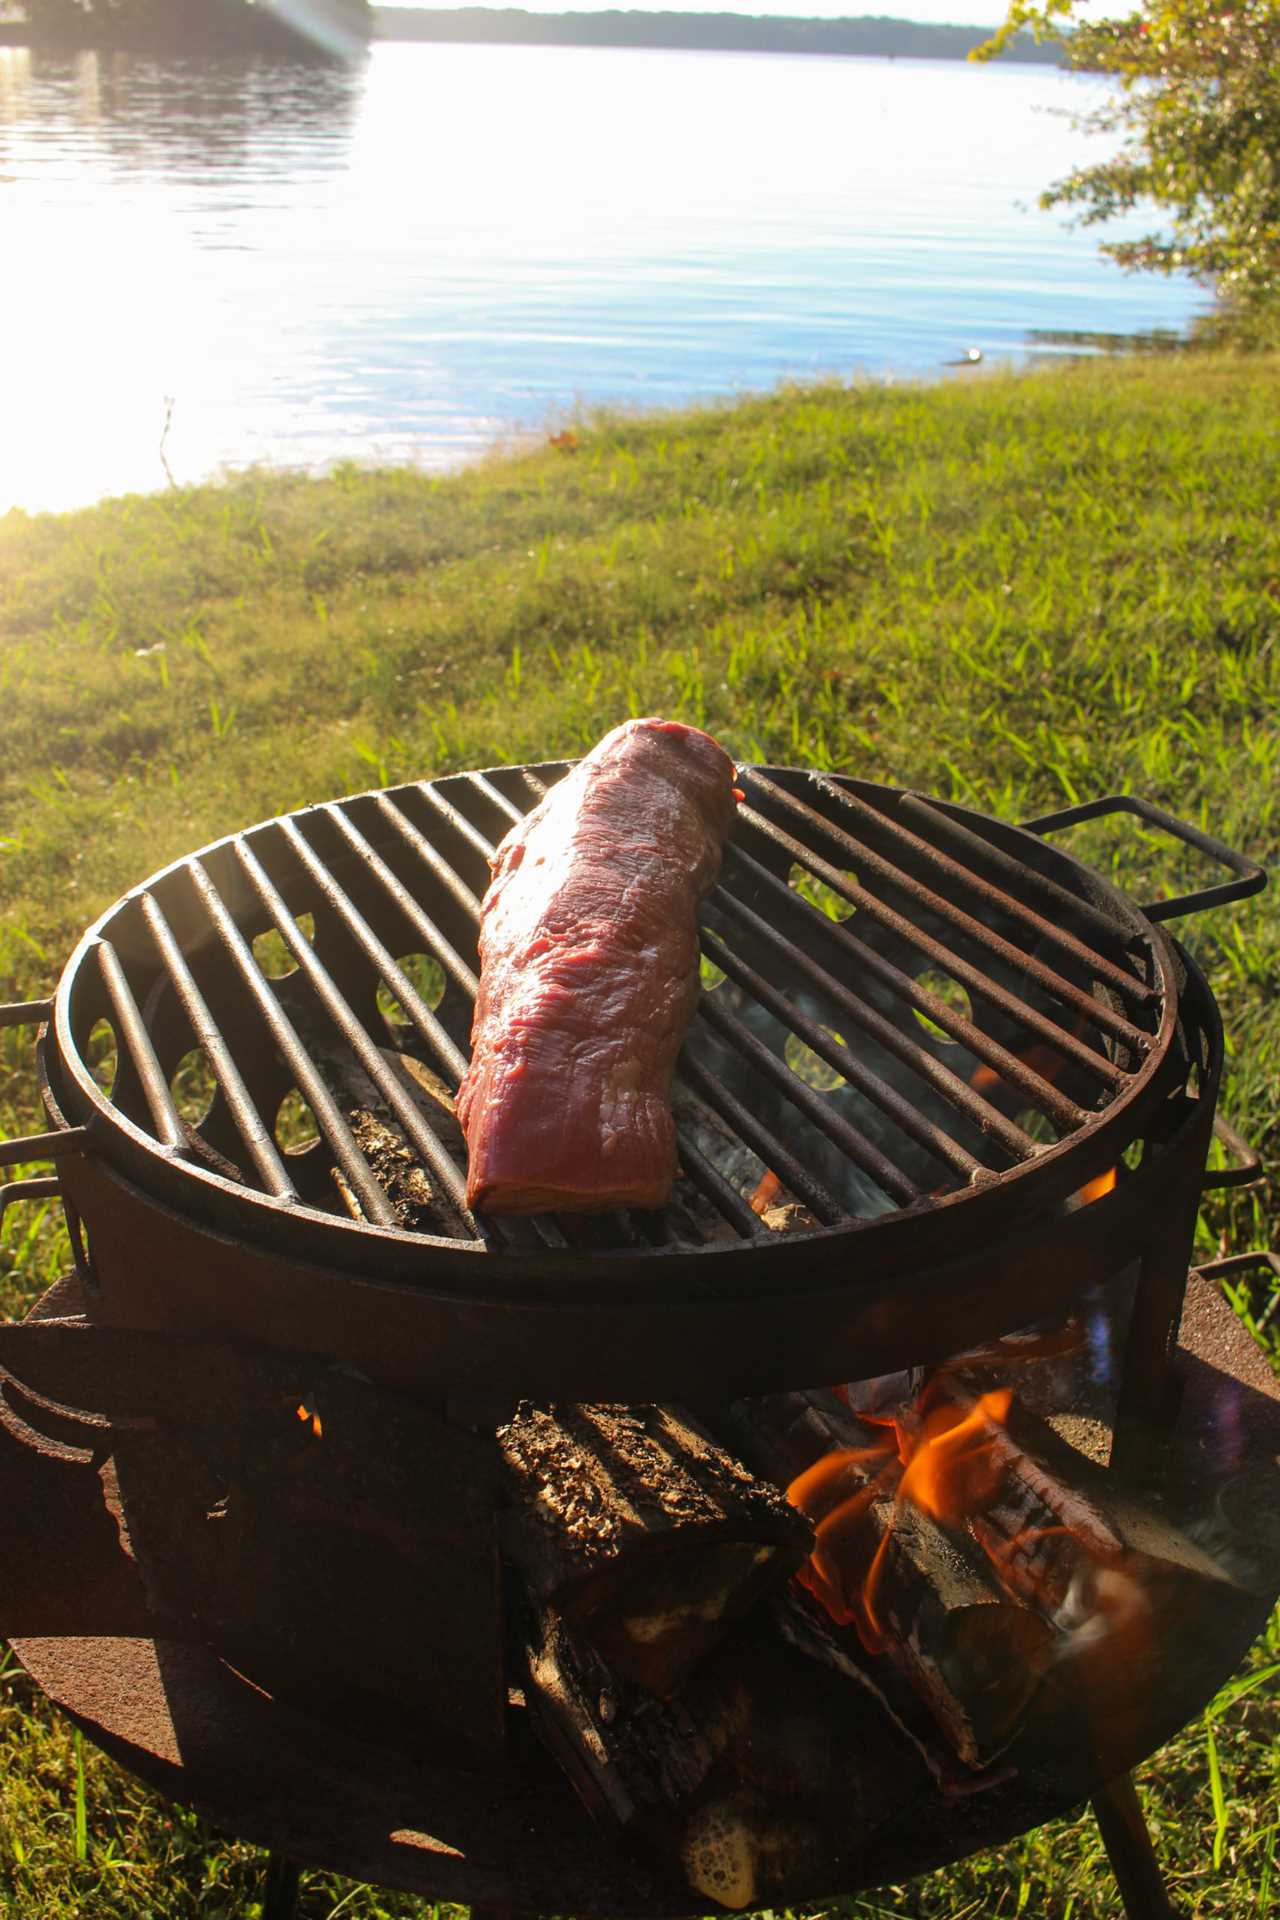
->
[0,762,1270,1919]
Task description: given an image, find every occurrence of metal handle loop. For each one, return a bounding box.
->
[1202,1113,1264,1193]
[0,1000,87,1230]
[1020,794,1267,922]
[0,1177,61,1235]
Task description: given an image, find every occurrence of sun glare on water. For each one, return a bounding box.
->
[0,40,1206,516]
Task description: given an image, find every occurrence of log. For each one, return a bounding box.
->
[522,1605,727,1836]
[768,1580,1008,1798]
[725,1387,1056,1768]
[302,1037,471,1236]
[927,1370,1234,1618]
[903,1369,1253,1781]
[498,1400,813,1697]
[773,1366,1254,1788]
[521,1602,925,1911]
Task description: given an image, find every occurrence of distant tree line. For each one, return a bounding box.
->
[376,7,1065,64]
[6,0,369,49]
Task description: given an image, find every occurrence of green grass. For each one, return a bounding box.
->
[1,351,1278,1916]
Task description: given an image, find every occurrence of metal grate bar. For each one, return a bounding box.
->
[416,780,503,865]
[697,993,921,1206]
[138,892,298,1202]
[723,842,1090,1133]
[325,805,479,999]
[468,771,527,832]
[187,859,399,1230]
[95,940,187,1152]
[516,767,552,804]
[749,772,1140,1072]
[700,925,988,1183]
[233,836,482,1238]
[0,999,52,1029]
[679,1048,848,1226]
[279,818,470,1087]
[899,790,1158,991]
[708,883,1038,1162]
[737,800,1120,1101]
[373,793,483,925]
[671,1120,766,1240]
[815,778,1157,1028]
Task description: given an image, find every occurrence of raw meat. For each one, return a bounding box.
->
[456,718,738,1213]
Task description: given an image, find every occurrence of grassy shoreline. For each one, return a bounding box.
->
[2,352,1278,1916]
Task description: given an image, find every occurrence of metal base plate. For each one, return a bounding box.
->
[9,1276,1280,1915]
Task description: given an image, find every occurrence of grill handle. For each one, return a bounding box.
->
[0,998,88,1232]
[0,997,55,1031]
[1202,1113,1263,1193]
[0,1177,61,1235]
[1020,794,1267,923]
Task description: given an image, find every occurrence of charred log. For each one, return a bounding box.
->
[523,1606,727,1835]
[301,1034,471,1236]
[522,1603,925,1910]
[726,1387,1056,1768]
[926,1370,1233,1616]
[910,1371,1254,1783]
[499,1400,812,1697]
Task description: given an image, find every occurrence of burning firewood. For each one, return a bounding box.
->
[498,1399,813,1697]
[733,1368,1253,1793]
[892,1367,1253,1780]
[725,1387,1057,1769]
[522,1602,925,1910]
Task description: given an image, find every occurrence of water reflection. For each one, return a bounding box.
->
[0,46,362,179]
[1026,325,1187,357]
[0,43,1210,514]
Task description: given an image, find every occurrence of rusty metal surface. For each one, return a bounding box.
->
[43,1001,1215,1404]
[0,1280,506,1756]
[32,902,1222,1405]
[7,1275,1278,1918]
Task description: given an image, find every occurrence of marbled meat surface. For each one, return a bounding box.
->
[456,718,738,1212]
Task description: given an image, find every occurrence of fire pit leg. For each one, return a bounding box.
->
[261,1854,300,1920]
[1114,1180,1204,1459]
[1090,1774,1177,1919]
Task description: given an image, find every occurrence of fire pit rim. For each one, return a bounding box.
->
[44,766,1186,1275]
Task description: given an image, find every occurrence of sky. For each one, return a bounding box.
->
[376,1,1009,25]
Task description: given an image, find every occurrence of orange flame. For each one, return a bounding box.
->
[787,1381,1014,1650]
[791,1376,1128,1600]
[296,1399,323,1439]
[748,1169,782,1216]
[896,1387,1014,1526]
[787,1359,1171,1774]
[1074,1166,1118,1205]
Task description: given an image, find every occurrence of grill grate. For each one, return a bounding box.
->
[56,766,1173,1259]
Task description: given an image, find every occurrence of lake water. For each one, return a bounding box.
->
[0,40,1207,515]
